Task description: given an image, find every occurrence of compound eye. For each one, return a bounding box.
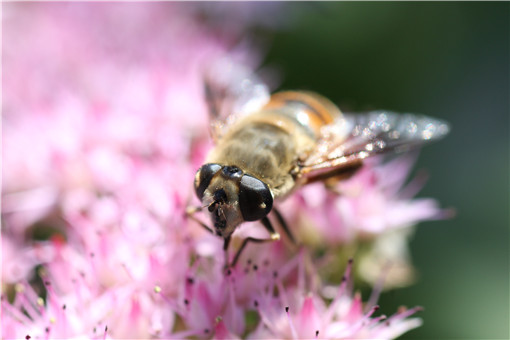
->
[194,163,222,199]
[238,174,273,221]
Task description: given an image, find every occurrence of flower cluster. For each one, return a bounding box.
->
[3,3,443,339]
[280,156,450,288]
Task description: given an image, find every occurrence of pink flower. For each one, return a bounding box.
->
[283,156,448,245]
[1,236,55,284]
[2,2,246,235]
[2,3,445,339]
[249,258,423,339]
[279,155,451,288]
[1,209,185,338]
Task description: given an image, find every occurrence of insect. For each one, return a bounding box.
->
[188,58,449,267]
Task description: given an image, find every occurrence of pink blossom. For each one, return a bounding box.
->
[2,3,444,339]
[283,156,447,245]
[248,258,422,339]
[279,155,451,288]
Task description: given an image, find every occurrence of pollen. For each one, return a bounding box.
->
[15,283,24,293]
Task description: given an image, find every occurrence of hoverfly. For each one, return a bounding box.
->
[188,58,449,267]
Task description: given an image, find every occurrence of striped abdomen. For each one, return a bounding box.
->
[206,91,342,198]
[263,91,342,139]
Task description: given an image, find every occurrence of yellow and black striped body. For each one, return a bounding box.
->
[206,91,343,199]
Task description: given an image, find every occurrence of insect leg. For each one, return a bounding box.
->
[231,216,280,267]
[185,206,214,234]
[260,216,281,240]
[223,235,231,267]
[223,235,231,250]
[272,208,296,245]
[301,160,363,185]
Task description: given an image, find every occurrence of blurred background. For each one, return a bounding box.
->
[258,2,508,338]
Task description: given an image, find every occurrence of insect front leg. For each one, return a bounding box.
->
[187,206,232,269]
[185,206,214,235]
[272,207,297,245]
[230,216,280,267]
[223,236,232,269]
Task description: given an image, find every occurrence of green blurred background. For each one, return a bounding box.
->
[261,2,508,339]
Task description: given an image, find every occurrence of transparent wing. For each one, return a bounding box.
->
[300,110,450,180]
[203,57,271,142]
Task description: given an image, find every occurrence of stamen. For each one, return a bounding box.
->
[153,285,179,312]
[297,250,305,294]
[285,306,298,339]
[387,306,423,323]
[2,296,32,324]
[345,305,381,335]
[15,283,24,293]
[366,261,390,312]
[15,282,43,319]
[366,314,387,328]
[325,258,354,324]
